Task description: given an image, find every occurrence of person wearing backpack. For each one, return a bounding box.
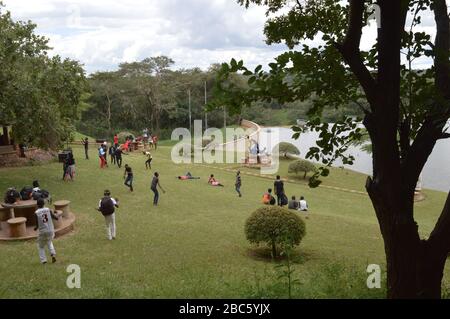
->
[97,190,119,241]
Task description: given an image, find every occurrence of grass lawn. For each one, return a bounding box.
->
[0,145,449,298]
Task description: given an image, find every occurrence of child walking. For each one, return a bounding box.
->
[124,164,134,192]
[151,172,165,206]
[98,190,119,240]
[235,171,242,197]
[34,198,59,264]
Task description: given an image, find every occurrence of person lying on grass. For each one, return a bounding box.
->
[177,172,200,180]
[208,174,224,187]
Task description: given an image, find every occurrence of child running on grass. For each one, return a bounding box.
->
[123,164,134,192]
[34,198,59,264]
[144,151,152,169]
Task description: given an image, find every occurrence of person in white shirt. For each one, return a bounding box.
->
[34,198,59,264]
[298,196,308,211]
[98,190,119,240]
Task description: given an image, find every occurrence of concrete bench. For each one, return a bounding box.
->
[8,217,27,238]
[0,206,12,230]
[54,200,71,218]
[53,210,64,229]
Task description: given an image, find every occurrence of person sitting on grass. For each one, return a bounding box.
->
[177,172,200,180]
[208,174,224,187]
[288,196,299,210]
[262,188,276,205]
[298,196,308,212]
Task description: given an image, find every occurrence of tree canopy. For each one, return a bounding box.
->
[0,3,87,149]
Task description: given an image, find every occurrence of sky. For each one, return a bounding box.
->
[3,0,439,74]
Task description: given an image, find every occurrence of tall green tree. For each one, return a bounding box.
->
[210,0,449,298]
[0,3,87,149]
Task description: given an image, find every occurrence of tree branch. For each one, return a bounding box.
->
[433,0,450,101]
[335,0,377,107]
[401,1,450,192]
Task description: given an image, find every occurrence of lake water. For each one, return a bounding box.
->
[259,127,450,193]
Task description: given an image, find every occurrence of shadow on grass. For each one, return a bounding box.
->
[245,247,315,265]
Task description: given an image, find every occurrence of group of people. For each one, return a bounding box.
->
[262,175,309,213]
[177,171,242,197]
[142,128,159,150]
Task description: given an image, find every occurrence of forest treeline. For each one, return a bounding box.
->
[79,55,363,139]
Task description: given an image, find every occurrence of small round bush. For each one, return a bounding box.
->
[245,206,306,258]
[288,159,316,179]
[274,142,300,159]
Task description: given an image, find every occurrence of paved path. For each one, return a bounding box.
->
[192,163,367,196]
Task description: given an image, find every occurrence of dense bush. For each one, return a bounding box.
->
[117,132,135,144]
[274,142,300,159]
[288,159,316,179]
[245,206,306,258]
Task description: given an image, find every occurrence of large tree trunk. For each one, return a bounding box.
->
[338,0,449,299]
[368,177,449,298]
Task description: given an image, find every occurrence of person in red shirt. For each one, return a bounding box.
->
[114,134,119,147]
[152,135,158,150]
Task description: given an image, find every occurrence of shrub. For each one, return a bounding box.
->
[288,159,316,179]
[274,142,300,159]
[117,132,135,144]
[245,206,306,258]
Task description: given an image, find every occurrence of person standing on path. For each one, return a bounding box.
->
[235,171,242,197]
[274,175,285,206]
[151,172,165,206]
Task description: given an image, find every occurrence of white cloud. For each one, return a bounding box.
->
[3,0,439,74]
[3,0,283,73]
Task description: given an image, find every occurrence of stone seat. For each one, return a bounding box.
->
[7,217,27,238]
[53,210,64,229]
[54,200,71,218]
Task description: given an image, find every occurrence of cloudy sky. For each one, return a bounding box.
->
[3,0,438,74]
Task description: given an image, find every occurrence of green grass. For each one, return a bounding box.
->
[71,131,94,142]
[0,146,449,298]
